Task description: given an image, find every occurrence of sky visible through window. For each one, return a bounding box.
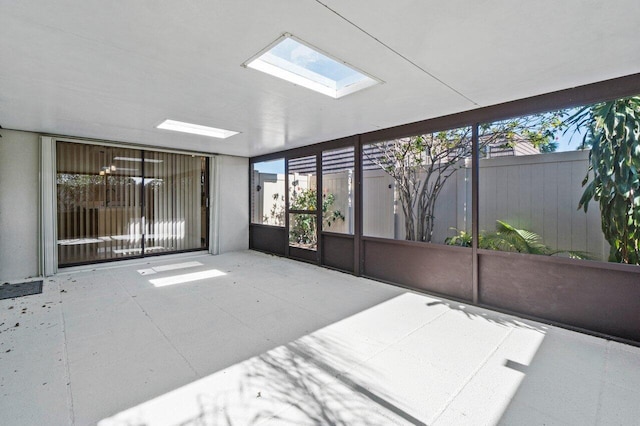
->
[555,127,586,152]
[254,159,284,174]
[268,37,356,85]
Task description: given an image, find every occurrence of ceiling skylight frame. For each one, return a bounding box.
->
[242,33,382,99]
[156,119,240,139]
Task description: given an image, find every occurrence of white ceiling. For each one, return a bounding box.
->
[1,1,639,157]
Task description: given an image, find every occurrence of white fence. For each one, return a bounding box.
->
[253,150,609,261]
[479,150,608,260]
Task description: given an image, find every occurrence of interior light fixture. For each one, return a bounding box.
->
[99,166,113,175]
[156,119,239,139]
[113,157,163,163]
[243,33,381,99]
[98,150,116,175]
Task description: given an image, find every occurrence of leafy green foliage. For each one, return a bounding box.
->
[57,173,139,210]
[446,220,591,259]
[565,96,640,264]
[367,112,564,243]
[289,186,345,246]
[367,130,472,242]
[264,193,285,226]
[267,185,345,248]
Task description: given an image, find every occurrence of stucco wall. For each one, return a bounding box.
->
[0,129,40,282]
[217,155,249,253]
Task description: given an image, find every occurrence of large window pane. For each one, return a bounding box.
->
[321,147,353,234]
[57,142,142,265]
[362,128,472,245]
[144,151,206,254]
[251,159,285,226]
[57,142,207,266]
[478,108,603,260]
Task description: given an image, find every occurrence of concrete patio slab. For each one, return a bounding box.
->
[1,250,639,425]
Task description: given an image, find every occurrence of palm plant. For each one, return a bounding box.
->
[446,220,591,259]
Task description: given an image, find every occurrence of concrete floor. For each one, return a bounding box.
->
[1,251,639,425]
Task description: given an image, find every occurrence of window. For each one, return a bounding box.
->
[322,147,354,234]
[363,127,473,245]
[251,159,285,226]
[478,108,600,259]
[477,97,640,265]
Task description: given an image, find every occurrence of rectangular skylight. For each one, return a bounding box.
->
[157,119,239,139]
[243,34,381,99]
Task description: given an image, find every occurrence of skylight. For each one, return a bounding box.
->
[243,34,381,99]
[156,119,239,139]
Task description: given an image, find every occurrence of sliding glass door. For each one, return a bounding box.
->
[143,152,206,254]
[56,141,208,266]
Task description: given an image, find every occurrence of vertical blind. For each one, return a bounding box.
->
[144,151,203,254]
[56,142,207,266]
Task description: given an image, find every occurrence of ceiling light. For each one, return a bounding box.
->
[243,33,381,99]
[156,119,239,139]
[114,157,163,163]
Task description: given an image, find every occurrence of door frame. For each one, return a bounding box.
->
[285,153,322,264]
[41,136,216,275]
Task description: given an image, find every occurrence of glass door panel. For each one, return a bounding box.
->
[57,142,209,266]
[144,151,205,254]
[287,155,318,261]
[289,213,318,250]
[57,142,143,265]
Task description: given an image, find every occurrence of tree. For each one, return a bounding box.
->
[366,112,564,243]
[566,96,640,264]
[539,140,559,153]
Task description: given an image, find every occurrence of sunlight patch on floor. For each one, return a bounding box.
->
[97,292,546,425]
[149,269,226,287]
[138,261,204,276]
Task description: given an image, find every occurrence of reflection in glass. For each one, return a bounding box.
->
[251,159,285,226]
[56,142,207,266]
[57,142,143,265]
[144,152,206,254]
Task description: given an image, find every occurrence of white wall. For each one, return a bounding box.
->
[0,129,41,282]
[0,131,250,282]
[217,155,249,253]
